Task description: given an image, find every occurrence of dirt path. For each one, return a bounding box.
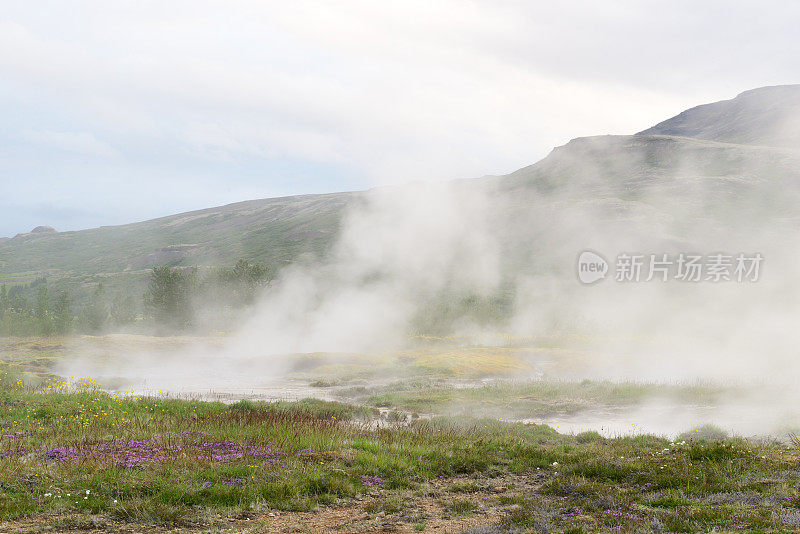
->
[0,474,540,533]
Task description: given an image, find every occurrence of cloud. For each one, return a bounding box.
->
[0,1,799,235]
[21,130,119,158]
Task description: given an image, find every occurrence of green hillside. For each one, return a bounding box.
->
[0,192,360,301]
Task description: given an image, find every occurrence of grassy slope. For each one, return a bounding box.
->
[0,192,358,302]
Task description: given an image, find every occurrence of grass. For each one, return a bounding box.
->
[0,337,539,389]
[229,397,379,421]
[0,192,355,306]
[2,372,800,532]
[296,347,536,381]
[346,378,741,419]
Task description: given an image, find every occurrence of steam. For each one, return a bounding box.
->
[224,131,800,384]
[231,181,502,355]
[58,107,800,437]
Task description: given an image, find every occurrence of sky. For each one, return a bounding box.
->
[1,0,799,237]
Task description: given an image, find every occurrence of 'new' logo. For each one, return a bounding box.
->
[577,250,608,284]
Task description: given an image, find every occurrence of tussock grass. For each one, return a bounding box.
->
[354,378,740,418]
[1,379,800,532]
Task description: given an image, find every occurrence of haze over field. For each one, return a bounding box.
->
[1,0,800,442]
[14,85,795,441]
[210,87,800,382]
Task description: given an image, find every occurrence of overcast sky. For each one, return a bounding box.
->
[1,0,799,237]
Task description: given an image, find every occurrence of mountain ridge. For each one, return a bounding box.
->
[638,84,800,148]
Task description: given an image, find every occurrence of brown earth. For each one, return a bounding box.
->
[0,474,543,533]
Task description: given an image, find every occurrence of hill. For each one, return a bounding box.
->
[0,192,360,300]
[638,85,800,147]
[2,85,800,304]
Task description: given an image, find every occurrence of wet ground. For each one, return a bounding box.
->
[7,334,800,440]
